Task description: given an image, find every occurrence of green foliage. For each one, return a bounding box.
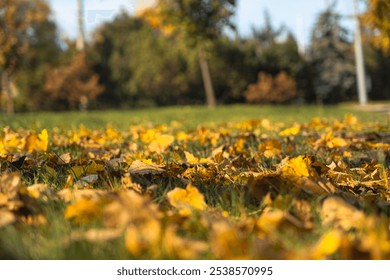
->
[308,5,355,104]
[14,13,62,111]
[158,0,236,46]
[92,13,202,107]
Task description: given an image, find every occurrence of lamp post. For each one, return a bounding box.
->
[353,0,368,105]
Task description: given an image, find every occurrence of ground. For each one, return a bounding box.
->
[0,105,389,259]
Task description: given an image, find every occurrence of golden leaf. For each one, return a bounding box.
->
[279,124,300,136]
[0,209,15,228]
[312,230,342,259]
[24,184,52,200]
[0,193,9,206]
[149,134,175,153]
[125,219,161,256]
[257,207,284,234]
[167,184,207,216]
[258,140,282,158]
[281,156,310,177]
[37,129,49,151]
[184,151,199,164]
[64,198,102,224]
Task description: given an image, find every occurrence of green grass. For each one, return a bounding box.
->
[0,104,387,130]
[0,105,389,260]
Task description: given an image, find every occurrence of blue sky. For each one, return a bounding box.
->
[49,0,360,50]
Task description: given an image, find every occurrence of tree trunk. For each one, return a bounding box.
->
[1,71,14,114]
[199,52,216,108]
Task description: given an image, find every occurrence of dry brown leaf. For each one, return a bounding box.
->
[128,160,165,175]
[0,193,9,206]
[58,188,107,203]
[0,172,22,200]
[321,196,365,230]
[70,228,123,242]
[0,209,15,228]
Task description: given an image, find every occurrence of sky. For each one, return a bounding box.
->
[49,0,361,52]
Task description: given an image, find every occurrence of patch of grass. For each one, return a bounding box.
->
[0,105,389,260]
[0,104,386,130]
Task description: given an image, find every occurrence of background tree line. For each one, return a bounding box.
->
[0,0,389,112]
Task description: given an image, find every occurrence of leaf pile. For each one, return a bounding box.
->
[0,114,390,259]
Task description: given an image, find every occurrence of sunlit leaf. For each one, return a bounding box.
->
[279,124,300,136]
[312,230,342,259]
[149,134,175,153]
[64,198,103,224]
[0,209,15,228]
[281,156,310,177]
[167,184,207,216]
[128,160,165,175]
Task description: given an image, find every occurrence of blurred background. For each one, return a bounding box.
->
[0,0,389,113]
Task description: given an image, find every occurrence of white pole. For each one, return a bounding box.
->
[353,0,368,105]
[77,0,85,51]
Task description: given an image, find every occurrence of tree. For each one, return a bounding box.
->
[363,0,390,53]
[14,10,62,110]
[44,52,103,110]
[308,5,355,104]
[0,0,50,113]
[155,0,237,107]
[92,13,201,107]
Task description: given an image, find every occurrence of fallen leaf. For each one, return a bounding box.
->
[312,230,342,259]
[0,172,22,200]
[167,184,207,216]
[0,209,15,228]
[321,196,365,230]
[128,160,165,175]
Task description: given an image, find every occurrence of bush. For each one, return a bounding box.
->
[244,71,298,104]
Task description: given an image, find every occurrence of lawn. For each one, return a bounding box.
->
[0,104,387,130]
[0,105,389,259]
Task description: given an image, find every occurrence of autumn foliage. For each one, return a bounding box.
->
[244,71,298,104]
[363,0,390,53]
[44,52,103,110]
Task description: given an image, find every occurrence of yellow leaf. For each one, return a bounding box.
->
[24,129,48,152]
[344,114,358,126]
[257,207,284,234]
[0,209,15,228]
[149,134,174,153]
[184,151,199,164]
[312,230,341,259]
[24,184,51,199]
[0,193,9,206]
[176,131,188,142]
[328,137,347,148]
[24,133,38,153]
[279,124,300,136]
[281,156,310,177]
[167,184,207,216]
[258,140,282,158]
[38,129,49,151]
[64,198,102,224]
[125,219,161,256]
